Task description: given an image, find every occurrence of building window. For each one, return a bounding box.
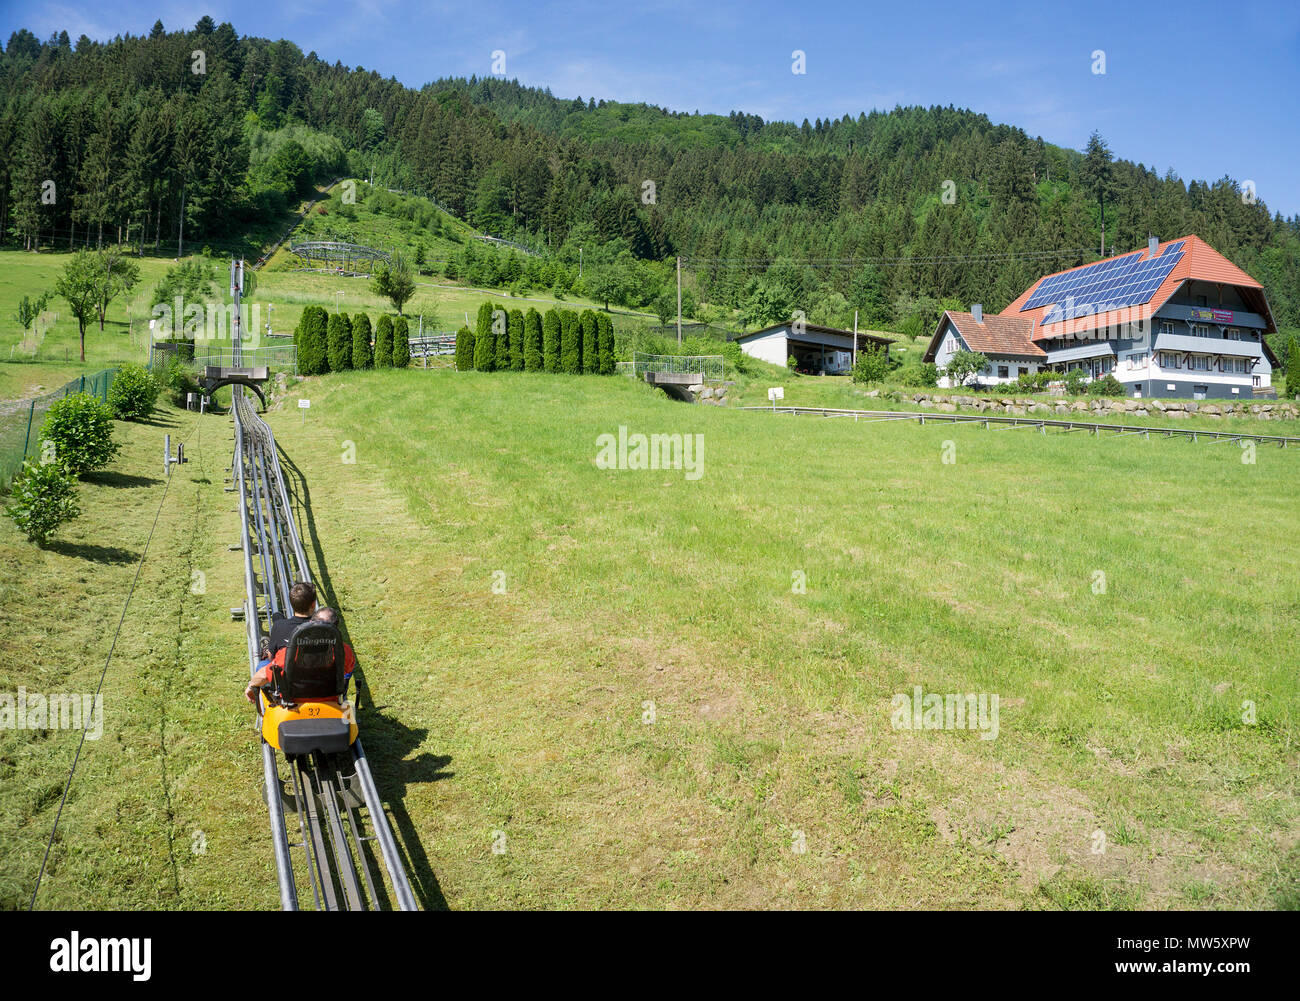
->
[997,365,1008,378]
[1194,385,1208,400]
[1190,324,1210,337]
[1225,327,1240,340]
[1158,320,1174,336]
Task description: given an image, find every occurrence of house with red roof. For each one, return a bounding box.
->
[924,235,1279,400]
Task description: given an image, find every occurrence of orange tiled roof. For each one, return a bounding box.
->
[923,310,1044,360]
[1000,234,1274,340]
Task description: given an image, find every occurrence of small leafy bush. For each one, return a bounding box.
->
[158,358,200,406]
[851,347,890,385]
[1063,369,1089,395]
[40,393,119,475]
[4,459,80,545]
[1087,373,1126,397]
[108,362,160,420]
[899,362,938,387]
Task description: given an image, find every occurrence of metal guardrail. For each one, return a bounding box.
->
[742,405,1300,446]
[630,352,724,382]
[408,333,457,358]
[196,344,297,375]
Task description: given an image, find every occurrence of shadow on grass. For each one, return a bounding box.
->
[81,470,163,489]
[46,539,139,564]
[132,415,181,428]
[278,443,449,911]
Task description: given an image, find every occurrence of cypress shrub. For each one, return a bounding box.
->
[542,309,561,373]
[392,316,410,367]
[524,308,543,371]
[508,309,525,371]
[351,313,373,369]
[492,307,511,370]
[580,310,598,374]
[326,312,352,371]
[374,315,394,368]
[560,310,581,374]
[474,302,496,371]
[597,313,615,375]
[455,326,475,370]
[297,305,329,375]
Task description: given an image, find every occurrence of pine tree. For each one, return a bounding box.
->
[351,313,373,369]
[580,310,598,374]
[524,308,543,371]
[474,301,496,371]
[392,316,410,367]
[327,311,352,371]
[560,310,581,374]
[455,326,475,370]
[542,309,561,373]
[374,315,393,368]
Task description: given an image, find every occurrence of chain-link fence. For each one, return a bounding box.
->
[0,369,116,488]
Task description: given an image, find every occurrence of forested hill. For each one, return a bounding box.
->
[2,20,1297,333]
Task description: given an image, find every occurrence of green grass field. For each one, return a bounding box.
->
[4,368,1296,909]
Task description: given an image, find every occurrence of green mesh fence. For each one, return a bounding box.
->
[0,369,116,488]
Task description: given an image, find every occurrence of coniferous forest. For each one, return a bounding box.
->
[2,19,1297,333]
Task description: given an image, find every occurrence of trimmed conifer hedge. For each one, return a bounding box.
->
[474,302,496,371]
[374,315,393,368]
[392,316,410,367]
[508,309,525,371]
[597,313,615,375]
[580,310,598,374]
[524,308,543,371]
[560,310,581,374]
[326,311,352,371]
[542,309,560,372]
[455,326,475,370]
[351,313,373,369]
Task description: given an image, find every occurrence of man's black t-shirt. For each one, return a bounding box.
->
[268,612,313,653]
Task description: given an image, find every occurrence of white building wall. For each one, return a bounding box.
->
[739,330,789,367]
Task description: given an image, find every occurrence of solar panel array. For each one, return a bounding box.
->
[1022,241,1186,326]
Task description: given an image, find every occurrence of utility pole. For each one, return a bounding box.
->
[177,186,185,259]
[676,256,682,345]
[853,309,859,369]
[1100,189,1106,257]
[579,247,583,278]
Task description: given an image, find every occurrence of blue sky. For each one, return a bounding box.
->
[6,0,1299,216]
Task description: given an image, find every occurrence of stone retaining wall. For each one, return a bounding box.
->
[877,392,1299,421]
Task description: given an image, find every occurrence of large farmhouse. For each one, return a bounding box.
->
[924,235,1279,399]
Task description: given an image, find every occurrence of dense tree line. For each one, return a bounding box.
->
[3,20,1297,333]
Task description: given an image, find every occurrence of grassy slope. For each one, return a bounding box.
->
[260,369,1296,909]
[3,365,1297,911]
[0,404,278,909]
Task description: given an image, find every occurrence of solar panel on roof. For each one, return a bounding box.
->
[1024,242,1185,326]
